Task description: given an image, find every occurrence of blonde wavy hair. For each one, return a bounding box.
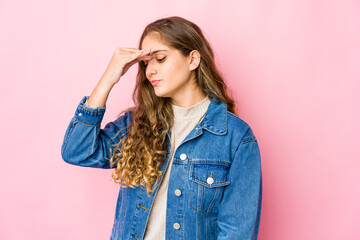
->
[109,16,237,196]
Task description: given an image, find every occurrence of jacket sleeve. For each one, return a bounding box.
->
[217,128,262,240]
[61,96,132,169]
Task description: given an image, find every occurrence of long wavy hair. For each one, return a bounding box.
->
[108,16,236,196]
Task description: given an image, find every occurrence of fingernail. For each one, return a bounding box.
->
[145,48,151,52]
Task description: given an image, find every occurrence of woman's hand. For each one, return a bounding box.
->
[86,48,152,109]
[101,47,153,86]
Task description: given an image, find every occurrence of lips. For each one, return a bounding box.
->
[151,80,161,86]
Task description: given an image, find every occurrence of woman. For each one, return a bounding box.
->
[61,16,262,240]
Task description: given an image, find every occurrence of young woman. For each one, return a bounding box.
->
[61,16,262,240]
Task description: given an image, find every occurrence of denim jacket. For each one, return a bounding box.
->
[61,95,262,240]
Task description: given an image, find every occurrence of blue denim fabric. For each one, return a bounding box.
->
[61,95,262,240]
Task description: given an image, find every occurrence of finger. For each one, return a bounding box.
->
[119,48,143,56]
[121,47,141,51]
[122,47,151,54]
[132,50,152,60]
[138,54,153,60]
[126,57,141,67]
[134,51,153,61]
[128,53,152,67]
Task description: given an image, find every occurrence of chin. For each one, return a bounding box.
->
[154,90,171,98]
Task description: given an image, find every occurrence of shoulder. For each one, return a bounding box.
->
[115,109,133,125]
[226,111,257,144]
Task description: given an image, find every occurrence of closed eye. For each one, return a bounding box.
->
[143,56,166,66]
[157,56,166,62]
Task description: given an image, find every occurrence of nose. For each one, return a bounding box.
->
[145,60,157,79]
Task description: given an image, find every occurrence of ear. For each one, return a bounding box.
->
[188,50,201,71]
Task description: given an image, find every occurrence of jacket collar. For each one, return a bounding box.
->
[165,95,228,143]
[200,96,227,135]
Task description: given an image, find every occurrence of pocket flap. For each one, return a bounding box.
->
[189,163,231,188]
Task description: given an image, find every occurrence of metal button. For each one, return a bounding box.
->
[173,222,180,230]
[174,189,182,196]
[78,113,82,116]
[207,177,214,185]
[180,153,187,160]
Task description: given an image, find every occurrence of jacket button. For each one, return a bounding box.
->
[173,223,180,230]
[207,177,214,185]
[174,189,182,196]
[78,113,82,116]
[180,153,187,160]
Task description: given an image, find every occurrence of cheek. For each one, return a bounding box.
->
[164,59,189,78]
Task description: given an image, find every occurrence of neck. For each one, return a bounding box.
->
[171,93,207,107]
[170,79,207,107]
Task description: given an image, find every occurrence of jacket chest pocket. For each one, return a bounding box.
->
[188,162,230,213]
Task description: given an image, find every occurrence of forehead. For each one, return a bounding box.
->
[141,33,172,54]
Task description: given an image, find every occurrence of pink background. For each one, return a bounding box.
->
[1,0,359,239]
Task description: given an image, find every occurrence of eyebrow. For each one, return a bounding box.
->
[149,49,168,55]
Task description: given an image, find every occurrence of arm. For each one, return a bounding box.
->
[217,129,262,239]
[61,95,132,169]
[61,47,149,168]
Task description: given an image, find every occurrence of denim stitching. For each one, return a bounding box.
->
[208,187,220,210]
[76,121,101,127]
[80,105,105,113]
[190,178,230,188]
[118,188,129,237]
[61,119,77,156]
[240,138,257,145]
[188,161,230,167]
[188,164,230,213]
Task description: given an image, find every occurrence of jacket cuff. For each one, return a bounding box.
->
[75,96,106,126]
